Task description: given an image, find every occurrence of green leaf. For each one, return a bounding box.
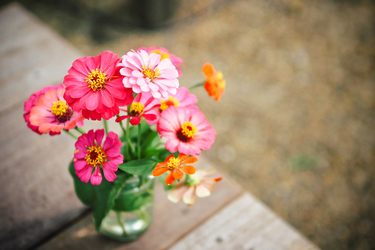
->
[68,161,94,205]
[113,179,154,212]
[69,161,132,230]
[157,149,179,162]
[141,130,159,151]
[142,148,165,158]
[129,119,151,140]
[118,157,157,176]
[92,173,131,230]
[92,179,112,230]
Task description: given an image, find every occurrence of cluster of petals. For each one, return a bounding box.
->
[24,85,62,135]
[137,46,183,76]
[202,62,226,101]
[157,106,216,156]
[120,49,179,99]
[63,50,133,120]
[115,92,161,126]
[152,154,197,185]
[73,129,123,185]
[26,84,84,134]
[158,87,197,113]
[168,169,222,205]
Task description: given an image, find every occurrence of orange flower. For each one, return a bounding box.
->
[202,62,226,101]
[152,154,197,185]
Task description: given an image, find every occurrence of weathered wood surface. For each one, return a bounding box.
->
[0,3,319,250]
[170,193,320,250]
[0,3,86,250]
[37,156,243,250]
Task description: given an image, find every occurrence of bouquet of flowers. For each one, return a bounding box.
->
[23,47,226,241]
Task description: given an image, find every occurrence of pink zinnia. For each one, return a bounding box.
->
[115,92,160,126]
[24,85,62,135]
[137,46,183,76]
[28,85,84,134]
[159,87,198,113]
[73,129,123,185]
[157,107,216,156]
[63,50,133,120]
[120,49,179,99]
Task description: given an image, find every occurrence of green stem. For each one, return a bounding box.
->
[117,115,127,139]
[63,129,78,139]
[126,106,131,158]
[137,122,141,160]
[103,120,109,134]
[74,127,86,134]
[116,211,127,237]
[189,81,205,90]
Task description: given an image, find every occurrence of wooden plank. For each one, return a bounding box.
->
[37,157,243,250]
[0,3,83,113]
[0,3,87,250]
[169,193,320,250]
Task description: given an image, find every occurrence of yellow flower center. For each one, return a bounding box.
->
[130,102,145,116]
[86,69,107,91]
[151,49,171,61]
[160,97,179,111]
[142,66,160,81]
[181,121,198,139]
[167,157,181,169]
[85,146,106,166]
[216,71,226,90]
[51,100,69,117]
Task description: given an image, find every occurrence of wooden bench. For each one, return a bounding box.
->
[0,3,319,250]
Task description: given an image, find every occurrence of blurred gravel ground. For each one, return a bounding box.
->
[5,0,375,249]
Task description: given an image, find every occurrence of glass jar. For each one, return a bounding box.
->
[98,175,154,242]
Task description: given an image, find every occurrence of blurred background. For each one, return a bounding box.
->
[1,0,374,249]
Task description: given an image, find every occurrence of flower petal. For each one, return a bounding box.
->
[180,165,196,175]
[152,167,169,177]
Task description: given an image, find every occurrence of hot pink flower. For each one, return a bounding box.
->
[24,85,62,135]
[115,92,160,126]
[157,107,216,156]
[168,169,222,205]
[159,87,198,113]
[63,50,133,120]
[137,46,183,76]
[28,85,84,134]
[73,129,123,185]
[120,50,179,99]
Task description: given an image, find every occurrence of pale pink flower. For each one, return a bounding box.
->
[115,92,161,125]
[120,50,179,99]
[63,50,133,120]
[159,87,197,113]
[157,107,216,156]
[73,129,123,185]
[168,169,222,205]
[137,46,183,76]
[28,85,84,134]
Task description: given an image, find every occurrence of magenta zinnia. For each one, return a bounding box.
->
[157,107,216,156]
[27,85,84,134]
[63,50,133,120]
[115,92,161,126]
[73,129,123,185]
[120,50,179,99]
